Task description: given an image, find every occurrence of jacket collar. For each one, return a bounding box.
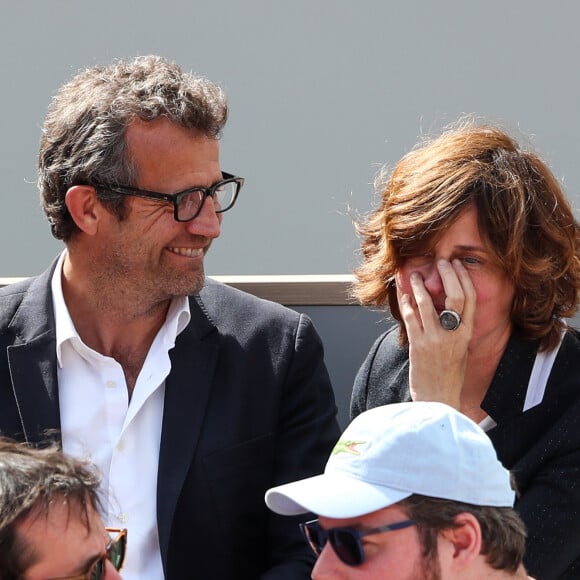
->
[156,293,220,569]
[482,334,541,424]
[7,260,61,443]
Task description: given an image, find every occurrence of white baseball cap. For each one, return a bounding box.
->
[265,402,514,518]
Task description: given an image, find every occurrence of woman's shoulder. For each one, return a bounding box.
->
[365,323,407,364]
[351,324,411,417]
[561,325,580,349]
[549,326,580,378]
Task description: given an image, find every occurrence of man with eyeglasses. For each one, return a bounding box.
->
[266,402,535,579]
[0,438,126,579]
[0,55,339,579]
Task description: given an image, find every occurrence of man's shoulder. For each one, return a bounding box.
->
[0,277,35,296]
[193,279,317,352]
[0,269,54,338]
[197,277,301,323]
[0,262,56,310]
[0,277,36,320]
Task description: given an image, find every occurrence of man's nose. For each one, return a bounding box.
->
[184,197,221,238]
[311,544,346,579]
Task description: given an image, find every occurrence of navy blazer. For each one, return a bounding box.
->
[351,325,580,580]
[0,262,340,579]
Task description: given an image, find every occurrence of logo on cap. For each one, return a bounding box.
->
[332,440,366,456]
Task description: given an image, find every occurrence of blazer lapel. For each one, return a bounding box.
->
[7,265,61,444]
[482,335,539,467]
[156,295,220,565]
[482,335,537,424]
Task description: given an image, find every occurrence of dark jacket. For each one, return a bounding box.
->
[0,263,340,579]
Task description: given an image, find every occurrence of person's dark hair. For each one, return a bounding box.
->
[400,494,526,573]
[38,54,228,241]
[353,119,580,350]
[0,438,102,579]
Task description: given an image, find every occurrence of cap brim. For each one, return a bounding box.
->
[265,472,412,519]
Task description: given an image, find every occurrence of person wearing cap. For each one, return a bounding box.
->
[266,402,533,579]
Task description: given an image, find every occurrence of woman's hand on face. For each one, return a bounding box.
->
[399,259,477,409]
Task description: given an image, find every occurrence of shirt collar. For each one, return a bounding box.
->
[51,250,191,367]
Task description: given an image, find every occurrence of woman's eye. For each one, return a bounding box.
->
[463,256,480,265]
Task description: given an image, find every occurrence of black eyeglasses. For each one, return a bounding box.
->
[300,518,416,566]
[53,528,127,580]
[94,171,244,222]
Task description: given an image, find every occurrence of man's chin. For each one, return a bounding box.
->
[186,272,206,296]
[164,271,206,298]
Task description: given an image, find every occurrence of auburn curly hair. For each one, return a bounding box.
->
[353,120,580,350]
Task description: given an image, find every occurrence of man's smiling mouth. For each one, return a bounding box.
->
[167,247,204,257]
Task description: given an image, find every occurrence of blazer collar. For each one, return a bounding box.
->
[156,293,220,567]
[7,260,61,443]
[482,334,540,424]
[9,260,58,342]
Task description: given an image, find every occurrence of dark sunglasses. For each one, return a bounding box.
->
[53,528,127,580]
[300,518,416,566]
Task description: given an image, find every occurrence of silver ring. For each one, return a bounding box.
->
[439,309,461,331]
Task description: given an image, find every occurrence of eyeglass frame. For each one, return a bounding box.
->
[51,527,127,580]
[93,171,244,222]
[300,517,416,567]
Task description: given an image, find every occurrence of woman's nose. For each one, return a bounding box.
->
[421,264,444,295]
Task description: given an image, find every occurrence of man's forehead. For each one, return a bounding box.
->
[15,498,106,577]
[125,117,213,145]
[125,117,221,188]
[18,496,97,537]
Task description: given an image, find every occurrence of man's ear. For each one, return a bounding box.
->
[65,186,100,235]
[439,512,482,568]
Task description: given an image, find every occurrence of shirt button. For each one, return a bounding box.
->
[106,380,116,388]
[117,513,129,524]
[116,441,125,452]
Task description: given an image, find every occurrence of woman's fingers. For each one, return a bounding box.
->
[451,259,477,329]
[437,259,465,314]
[409,271,438,331]
[400,261,475,409]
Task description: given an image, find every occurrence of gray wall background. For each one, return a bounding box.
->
[2,1,579,277]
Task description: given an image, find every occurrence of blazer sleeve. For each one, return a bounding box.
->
[350,334,380,419]
[262,313,341,579]
[350,327,411,420]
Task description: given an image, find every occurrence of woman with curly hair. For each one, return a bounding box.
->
[351,119,580,580]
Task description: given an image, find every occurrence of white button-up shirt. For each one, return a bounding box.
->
[52,251,190,580]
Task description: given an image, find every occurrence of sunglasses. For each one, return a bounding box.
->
[300,518,416,566]
[53,528,127,580]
